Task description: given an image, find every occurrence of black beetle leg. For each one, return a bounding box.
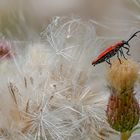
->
[120,48,127,60]
[122,46,130,56]
[117,51,122,64]
[106,59,112,67]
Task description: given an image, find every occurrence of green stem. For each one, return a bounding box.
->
[121,132,128,140]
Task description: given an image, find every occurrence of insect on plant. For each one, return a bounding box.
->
[92,31,140,66]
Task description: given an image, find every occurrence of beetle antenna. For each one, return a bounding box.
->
[126,30,140,44]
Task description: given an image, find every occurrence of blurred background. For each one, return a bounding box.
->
[0,0,140,61]
[0,0,140,39]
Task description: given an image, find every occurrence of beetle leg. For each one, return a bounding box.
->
[106,59,112,66]
[105,53,112,66]
[120,48,127,60]
[117,51,122,64]
[119,50,123,57]
[108,58,112,65]
[118,45,123,57]
[122,46,130,56]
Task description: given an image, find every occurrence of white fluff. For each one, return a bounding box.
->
[0,16,115,140]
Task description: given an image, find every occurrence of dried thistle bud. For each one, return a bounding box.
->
[107,59,138,94]
[106,59,140,132]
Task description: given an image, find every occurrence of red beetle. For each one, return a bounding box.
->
[92,31,140,66]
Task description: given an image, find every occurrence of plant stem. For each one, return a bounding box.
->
[121,132,128,140]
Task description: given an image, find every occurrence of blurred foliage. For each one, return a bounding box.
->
[0,8,41,40]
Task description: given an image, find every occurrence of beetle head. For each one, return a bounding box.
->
[92,60,96,66]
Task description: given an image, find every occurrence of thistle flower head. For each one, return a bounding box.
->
[106,59,140,133]
[107,59,138,94]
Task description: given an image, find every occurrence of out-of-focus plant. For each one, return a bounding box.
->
[0,16,115,140]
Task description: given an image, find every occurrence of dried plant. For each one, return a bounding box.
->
[0,17,115,140]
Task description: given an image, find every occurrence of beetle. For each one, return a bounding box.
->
[92,31,140,66]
